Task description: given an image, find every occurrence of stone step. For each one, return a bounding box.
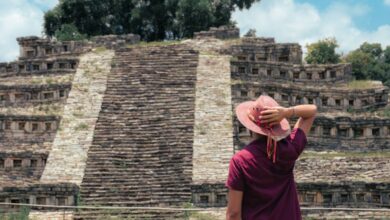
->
[77,44,199,219]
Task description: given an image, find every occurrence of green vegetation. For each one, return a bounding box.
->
[346,80,375,89]
[199,50,219,56]
[93,46,107,53]
[75,123,89,131]
[127,40,182,48]
[0,206,30,220]
[190,212,220,220]
[306,38,390,86]
[54,23,87,41]
[305,38,340,64]
[343,43,390,87]
[378,108,390,118]
[230,79,244,85]
[44,0,261,41]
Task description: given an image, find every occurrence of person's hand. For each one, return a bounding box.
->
[259,106,289,126]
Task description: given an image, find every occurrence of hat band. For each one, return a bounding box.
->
[253,116,278,163]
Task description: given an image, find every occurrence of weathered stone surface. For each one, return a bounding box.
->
[232,81,388,112]
[75,44,199,219]
[1,28,390,219]
[231,60,353,85]
[194,26,239,40]
[40,49,114,185]
[236,114,390,151]
[92,34,140,49]
[230,41,303,64]
[295,156,390,183]
[192,52,234,184]
[29,211,74,220]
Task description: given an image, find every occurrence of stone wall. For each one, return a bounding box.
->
[230,41,303,64]
[231,61,353,84]
[232,82,388,112]
[91,34,140,49]
[308,116,390,151]
[0,84,70,106]
[0,152,47,187]
[297,182,390,208]
[295,156,390,183]
[191,184,227,207]
[241,37,275,45]
[40,49,114,185]
[17,36,88,59]
[234,115,390,151]
[194,26,240,39]
[29,211,74,220]
[0,152,46,170]
[0,115,59,142]
[302,209,390,219]
[0,183,78,207]
[190,182,390,209]
[0,58,79,77]
[192,51,234,184]
[75,43,199,219]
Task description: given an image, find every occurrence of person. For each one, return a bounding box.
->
[226,95,317,220]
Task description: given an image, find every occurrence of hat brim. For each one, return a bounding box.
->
[235,101,290,140]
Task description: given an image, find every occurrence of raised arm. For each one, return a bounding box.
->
[287,104,317,135]
[259,104,317,136]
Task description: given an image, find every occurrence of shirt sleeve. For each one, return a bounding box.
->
[289,127,308,159]
[225,155,245,191]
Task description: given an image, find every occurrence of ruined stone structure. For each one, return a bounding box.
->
[0,26,389,219]
[194,26,240,39]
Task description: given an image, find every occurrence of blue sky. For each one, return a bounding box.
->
[1,0,390,61]
[295,0,390,32]
[233,0,390,55]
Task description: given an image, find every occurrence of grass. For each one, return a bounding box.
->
[36,104,62,115]
[93,46,108,53]
[127,40,182,48]
[378,108,390,118]
[45,78,54,85]
[347,80,375,89]
[189,212,220,220]
[230,79,244,85]
[0,206,30,220]
[75,122,89,131]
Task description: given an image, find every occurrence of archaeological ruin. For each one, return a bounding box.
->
[0,25,389,219]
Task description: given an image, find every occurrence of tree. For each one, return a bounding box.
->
[175,0,214,38]
[343,50,374,79]
[43,0,261,41]
[344,42,390,86]
[244,29,257,37]
[305,38,340,64]
[359,42,382,60]
[54,24,87,41]
[384,46,390,64]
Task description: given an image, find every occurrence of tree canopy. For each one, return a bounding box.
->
[344,43,390,87]
[305,38,340,64]
[304,38,390,86]
[44,0,261,41]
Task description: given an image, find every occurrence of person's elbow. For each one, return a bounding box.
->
[226,209,241,220]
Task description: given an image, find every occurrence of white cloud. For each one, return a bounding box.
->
[232,0,390,56]
[0,0,58,62]
[385,0,390,6]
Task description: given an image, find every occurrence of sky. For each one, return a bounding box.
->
[1,0,390,62]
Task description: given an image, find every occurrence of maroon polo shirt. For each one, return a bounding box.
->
[226,128,307,220]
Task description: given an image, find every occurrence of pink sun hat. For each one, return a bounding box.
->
[235,95,291,142]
